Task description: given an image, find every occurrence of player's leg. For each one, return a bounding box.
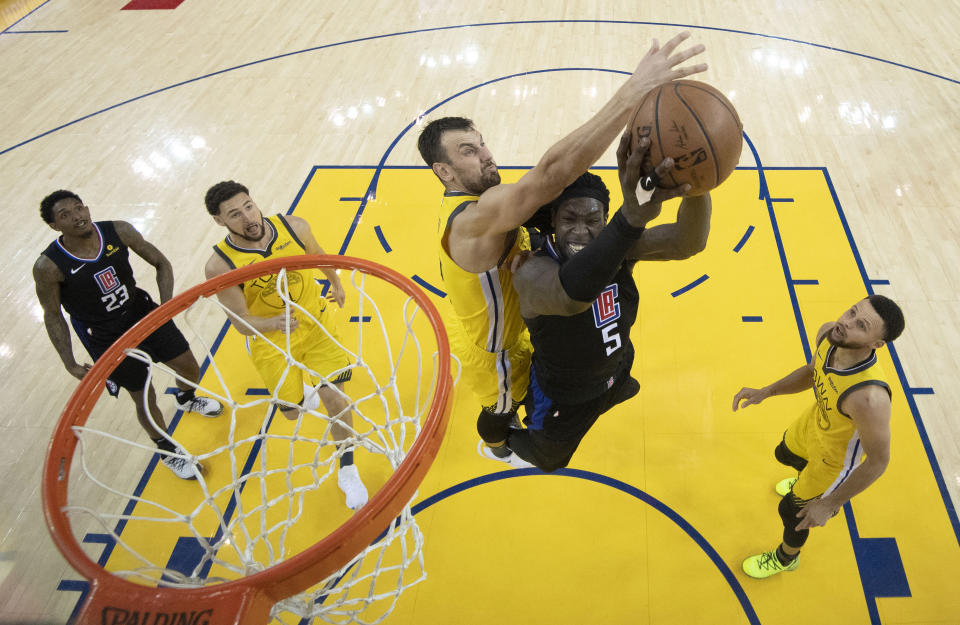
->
[300,323,368,510]
[468,332,532,458]
[314,379,368,510]
[126,381,202,480]
[772,408,813,495]
[145,318,222,417]
[743,446,834,579]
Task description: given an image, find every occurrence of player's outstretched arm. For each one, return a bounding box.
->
[627,193,712,260]
[732,322,834,410]
[795,386,891,529]
[33,256,89,379]
[204,254,299,336]
[285,216,345,307]
[115,220,175,303]
[468,32,707,240]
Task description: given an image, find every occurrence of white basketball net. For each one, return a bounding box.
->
[61,265,447,624]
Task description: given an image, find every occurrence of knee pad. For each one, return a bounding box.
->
[477,407,516,445]
[774,438,808,472]
[778,493,810,549]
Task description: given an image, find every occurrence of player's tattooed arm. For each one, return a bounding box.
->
[33,255,89,379]
[114,220,175,303]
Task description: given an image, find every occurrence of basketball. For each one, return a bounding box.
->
[628,80,743,196]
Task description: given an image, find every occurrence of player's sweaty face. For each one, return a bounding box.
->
[552,198,606,258]
[829,299,885,349]
[441,128,500,194]
[50,198,94,238]
[216,193,265,243]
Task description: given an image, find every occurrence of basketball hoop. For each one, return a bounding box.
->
[43,255,453,625]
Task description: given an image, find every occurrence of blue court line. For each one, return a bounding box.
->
[3,19,958,156]
[339,196,363,201]
[76,320,232,572]
[0,0,50,35]
[411,274,446,297]
[741,316,763,322]
[285,166,317,216]
[820,167,957,546]
[422,470,761,623]
[670,274,709,297]
[770,197,794,203]
[373,225,392,252]
[791,279,819,285]
[57,579,90,624]
[300,468,763,623]
[349,315,372,323]
[869,279,890,285]
[2,29,66,33]
[744,133,810,362]
[907,387,934,395]
[733,225,754,252]
[842,505,911,624]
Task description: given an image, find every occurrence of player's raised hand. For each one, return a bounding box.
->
[625,31,707,99]
[732,386,772,411]
[617,131,689,227]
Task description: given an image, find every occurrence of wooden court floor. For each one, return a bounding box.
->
[1,2,958,624]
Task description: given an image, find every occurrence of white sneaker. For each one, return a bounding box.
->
[337,464,368,510]
[175,395,223,417]
[160,446,202,480]
[477,440,535,469]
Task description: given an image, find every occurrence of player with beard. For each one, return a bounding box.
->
[203,181,367,511]
[34,190,222,480]
[491,132,711,471]
[733,295,905,578]
[416,32,707,463]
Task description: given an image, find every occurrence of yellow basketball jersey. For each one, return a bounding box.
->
[437,191,530,353]
[808,334,891,467]
[212,214,328,323]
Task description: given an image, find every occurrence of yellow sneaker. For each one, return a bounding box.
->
[775,477,797,497]
[742,550,799,579]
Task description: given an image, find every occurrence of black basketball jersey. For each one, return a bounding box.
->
[41,221,142,327]
[524,238,639,404]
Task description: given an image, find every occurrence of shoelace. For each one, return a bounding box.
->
[759,552,780,570]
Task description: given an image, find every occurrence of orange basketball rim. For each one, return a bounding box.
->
[42,255,454,625]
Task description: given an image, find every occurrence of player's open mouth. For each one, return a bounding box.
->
[568,243,586,254]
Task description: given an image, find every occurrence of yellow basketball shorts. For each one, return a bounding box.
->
[247,317,351,405]
[783,405,863,501]
[451,325,532,414]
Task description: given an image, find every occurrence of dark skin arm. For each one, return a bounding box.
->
[114,220,174,303]
[613,132,712,261]
[512,134,689,318]
[33,255,89,379]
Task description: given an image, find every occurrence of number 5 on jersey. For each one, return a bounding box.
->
[593,284,621,356]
